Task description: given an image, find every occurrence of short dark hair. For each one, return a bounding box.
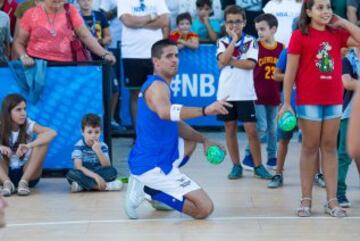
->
[224,5,246,22]
[196,0,212,8]
[151,39,177,59]
[176,12,192,25]
[81,113,101,130]
[254,13,278,29]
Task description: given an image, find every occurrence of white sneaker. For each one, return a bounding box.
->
[70,182,84,193]
[106,180,123,191]
[124,175,144,219]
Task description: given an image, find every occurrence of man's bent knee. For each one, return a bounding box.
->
[192,200,214,219]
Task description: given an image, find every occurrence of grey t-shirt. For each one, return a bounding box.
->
[0,11,12,62]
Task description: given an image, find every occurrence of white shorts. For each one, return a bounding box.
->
[134,138,200,201]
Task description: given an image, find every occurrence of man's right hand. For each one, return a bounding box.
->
[204,97,233,116]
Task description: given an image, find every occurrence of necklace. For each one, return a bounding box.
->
[44,7,58,37]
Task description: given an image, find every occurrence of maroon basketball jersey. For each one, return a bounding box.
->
[254,41,284,105]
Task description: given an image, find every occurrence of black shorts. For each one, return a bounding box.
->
[217,100,257,122]
[123,58,153,89]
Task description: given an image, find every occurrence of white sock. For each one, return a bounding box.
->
[105,180,123,191]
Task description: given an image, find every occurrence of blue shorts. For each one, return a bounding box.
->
[277,128,294,141]
[296,105,342,121]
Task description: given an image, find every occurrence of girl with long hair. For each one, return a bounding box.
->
[279,0,360,217]
[0,94,57,196]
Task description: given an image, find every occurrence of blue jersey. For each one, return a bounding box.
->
[276,48,287,72]
[128,75,179,175]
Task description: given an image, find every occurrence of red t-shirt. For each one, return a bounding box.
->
[169,30,198,42]
[254,41,284,105]
[288,27,350,105]
[1,0,18,35]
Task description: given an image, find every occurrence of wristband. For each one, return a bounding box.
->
[202,106,207,116]
[170,104,183,121]
[149,12,157,21]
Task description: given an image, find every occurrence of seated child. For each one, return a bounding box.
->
[66,113,122,192]
[169,12,199,49]
[0,94,57,196]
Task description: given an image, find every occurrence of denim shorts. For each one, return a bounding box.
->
[296,105,342,121]
[9,167,40,188]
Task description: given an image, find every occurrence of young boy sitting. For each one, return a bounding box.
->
[66,113,122,192]
[169,12,199,50]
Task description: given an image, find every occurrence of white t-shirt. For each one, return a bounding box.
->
[216,35,259,101]
[118,0,170,58]
[9,118,35,168]
[263,0,302,46]
[101,0,122,49]
[166,0,179,31]
[10,118,35,146]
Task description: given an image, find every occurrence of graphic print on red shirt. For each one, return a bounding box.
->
[288,27,350,105]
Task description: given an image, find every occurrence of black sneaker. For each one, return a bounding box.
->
[268,174,283,188]
[337,195,351,208]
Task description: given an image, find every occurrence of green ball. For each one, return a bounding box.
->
[206,145,225,165]
[278,111,297,132]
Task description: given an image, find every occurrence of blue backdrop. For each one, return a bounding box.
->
[0,65,103,169]
[120,44,224,127]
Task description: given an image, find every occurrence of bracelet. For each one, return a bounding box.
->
[101,52,111,59]
[202,106,207,116]
[20,54,29,60]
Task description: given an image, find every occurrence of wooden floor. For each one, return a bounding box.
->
[1,132,360,241]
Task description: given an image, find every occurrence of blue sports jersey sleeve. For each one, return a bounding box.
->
[276,48,288,72]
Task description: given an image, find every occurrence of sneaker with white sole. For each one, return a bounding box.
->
[266,158,277,170]
[337,195,351,208]
[124,176,145,219]
[70,182,84,193]
[106,180,123,191]
[242,155,254,171]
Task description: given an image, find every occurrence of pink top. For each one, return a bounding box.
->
[20,5,84,62]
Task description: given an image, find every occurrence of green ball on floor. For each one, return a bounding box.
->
[206,145,225,165]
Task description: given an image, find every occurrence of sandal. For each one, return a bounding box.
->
[296,197,312,217]
[17,179,31,196]
[1,180,15,197]
[324,198,347,218]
